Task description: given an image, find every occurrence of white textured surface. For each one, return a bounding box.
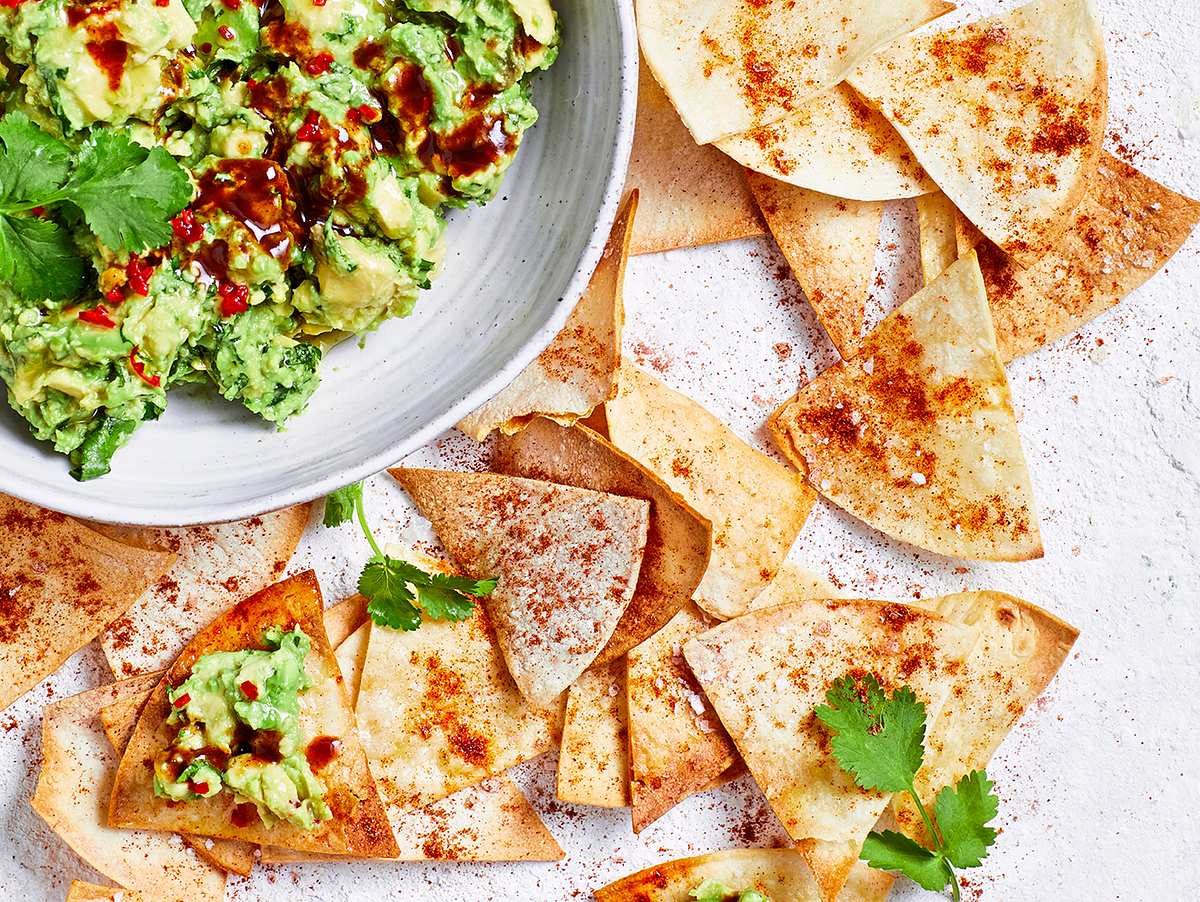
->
[1,0,1198,898]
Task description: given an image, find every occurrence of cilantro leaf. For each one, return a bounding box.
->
[861,830,954,892]
[934,770,999,868]
[417,572,496,621]
[814,673,926,794]
[323,481,363,527]
[359,555,423,631]
[64,131,192,252]
[0,214,84,300]
[0,112,70,205]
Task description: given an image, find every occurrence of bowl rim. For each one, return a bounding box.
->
[0,3,640,527]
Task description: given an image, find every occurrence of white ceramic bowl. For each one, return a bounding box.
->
[0,0,638,526]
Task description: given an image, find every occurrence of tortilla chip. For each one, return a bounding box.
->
[956,153,1200,361]
[746,175,885,358]
[627,603,737,832]
[595,847,896,902]
[749,563,851,610]
[605,366,814,619]
[108,572,397,858]
[0,495,175,711]
[683,599,978,902]
[627,63,765,254]
[849,0,1107,264]
[261,775,562,863]
[556,661,629,808]
[323,593,370,650]
[95,504,310,677]
[67,882,148,902]
[457,192,637,440]
[897,591,1077,836]
[637,0,954,144]
[354,597,561,812]
[31,676,226,902]
[494,418,712,664]
[717,83,937,200]
[391,468,649,706]
[917,191,960,285]
[770,252,1043,561]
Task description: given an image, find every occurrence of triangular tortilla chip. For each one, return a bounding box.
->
[391,468,649,706]
[457,192,637,440]
[67,882,148,902]
[770,253,1043,561]
[637,0,954,144]
[595,847,897,902]
[745,175,885,358]
[557,661,629,807]
[495,418,712,664]
[0,495,175,710]
[626,63,765,255]
[717,83,938,200]
[335,621,371,705]
[849,0,1107,264]
[95,504,310,677]
[108,572,397,858]
[354,597,561,811]
[605,366,815,620]
[627,603,737,832]
[896,591,1077,837]
[683,599,978,902]
[322,593,369,650]
[749,563,852,610]
[955,153,1200,361]
[917,191,959,285]
[260,776,563,863]
[31,676,226,902]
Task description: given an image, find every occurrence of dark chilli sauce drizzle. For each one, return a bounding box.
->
[305,735,341,771]
[68,4,129,92]
[440,114,514,178]
[192,159,304,268]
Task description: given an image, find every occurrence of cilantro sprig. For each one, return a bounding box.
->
[323,481,497,631]
[815,674,999,900]
[0,112,192,301]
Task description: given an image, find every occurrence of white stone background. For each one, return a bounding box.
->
[2,0,1199,898]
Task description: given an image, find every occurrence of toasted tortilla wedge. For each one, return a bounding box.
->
[956,153,1200,361]
[557,661,629,807]
[457,192,637,440]
[717,84,937,200]
[494,418,712,663]
[627,63,765,254]
[684,599,978,902]
[627,603,737,832]
[108,571,397,858]
[917,191,960,285]
[354,594,561,811]
[605,366,814,620]
[770,252,1043,561]
[637,0,954,144]
[67,882,148,902]
[0,495,174,711]
[31,675,226,902]
[95,504,310,677]
[849,0,1107,264]
[749,563,851,610]
[391,468,649,706]
[322,593,370,650]
[746,175,885,358]
[260,775,562,863]
[595,847,897,902]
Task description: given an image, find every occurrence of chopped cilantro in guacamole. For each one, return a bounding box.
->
[690,880,772,902]
[154,625,332,829]
[0,0,558,478]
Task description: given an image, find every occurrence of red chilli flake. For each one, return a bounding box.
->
[220,0,240,8]
[78,306,116,328]
[240,680,259,700]
[173,692,190,708]
[190,781,209,794]
[30,205,46,216]
[125,256,153,296]
[311,0,326,6]
[305,51,334,75]
[218,281,249,317]
[296,109,323,142]
[129,347,161,388]
[218,24,235,41]
[171,208,203,243]
[105,287,126,303]
[154,0,169,6]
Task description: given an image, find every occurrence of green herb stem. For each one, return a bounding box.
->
[906,784,960,902]
[354,489,382,558]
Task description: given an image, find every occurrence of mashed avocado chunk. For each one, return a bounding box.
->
[690,881,772,902]
[154,625,333,829]
[0,0,559,477]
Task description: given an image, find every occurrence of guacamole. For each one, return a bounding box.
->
[155,625,333,829]
[0,0,558,478]
[690,881,772,902]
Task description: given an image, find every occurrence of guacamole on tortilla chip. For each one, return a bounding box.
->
[0,0,558,478]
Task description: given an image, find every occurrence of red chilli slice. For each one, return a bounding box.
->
[78,306,116,328]
[125,256,153,296]
[173,692,190,708]
[218,281,250,317]
[240,680,259,700]
[129,347,161,388]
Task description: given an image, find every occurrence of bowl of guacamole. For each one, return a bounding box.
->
[0,0,635,523]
